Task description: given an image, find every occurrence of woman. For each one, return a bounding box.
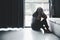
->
[31,7,50,32]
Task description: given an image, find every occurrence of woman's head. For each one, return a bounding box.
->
[33,7,44,17]
[36,7,43,13]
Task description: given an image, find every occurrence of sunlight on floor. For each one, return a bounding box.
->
[0,28,60,40]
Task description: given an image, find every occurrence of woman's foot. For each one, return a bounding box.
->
[44,29,52,33]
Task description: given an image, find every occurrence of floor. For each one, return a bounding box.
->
[0,28,60,40]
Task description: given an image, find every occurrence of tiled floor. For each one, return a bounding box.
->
[0,28,60,40]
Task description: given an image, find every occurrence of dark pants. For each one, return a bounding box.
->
[41,19,49,30]
[31,19,49,31]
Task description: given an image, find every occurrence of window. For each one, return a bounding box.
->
[24,0,49,27]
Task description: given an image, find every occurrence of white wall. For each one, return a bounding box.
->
[49,18,60,37]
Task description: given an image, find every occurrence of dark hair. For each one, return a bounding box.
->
[33,7,43,17]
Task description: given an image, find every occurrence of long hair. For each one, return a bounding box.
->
[33,7,44,17]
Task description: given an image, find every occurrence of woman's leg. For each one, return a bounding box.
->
[41,19,49,28]
[41,19,50,31]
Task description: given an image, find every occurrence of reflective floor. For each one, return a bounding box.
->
[0,28,60,40]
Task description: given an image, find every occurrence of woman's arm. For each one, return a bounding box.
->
[42,13,47,19]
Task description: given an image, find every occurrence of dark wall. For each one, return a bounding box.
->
[0,0,23,28]
[52,0,60,17]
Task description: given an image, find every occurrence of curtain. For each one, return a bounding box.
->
[0,0,23,28]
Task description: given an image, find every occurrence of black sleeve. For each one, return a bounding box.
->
[42,13,47,19]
